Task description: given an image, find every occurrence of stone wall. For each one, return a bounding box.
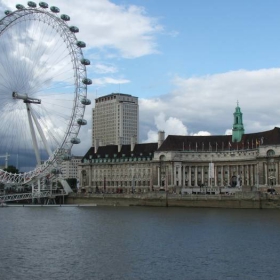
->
[66,192,280,209]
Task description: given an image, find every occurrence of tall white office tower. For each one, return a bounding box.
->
[92,93,139,146]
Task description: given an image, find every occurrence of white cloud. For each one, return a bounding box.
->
[225,129,232,135]
[93,63,118,74]
[1,0,162,58]
[191,131,211,136]
[143,112,187,142]
[92,77,130,85]
[140,68,280,142]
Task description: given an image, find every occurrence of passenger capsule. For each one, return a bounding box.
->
[81,98,91,105]
[4,10,12,15]
[76,41,86,48]
[82,78,92,85]
[69,26,79,33]
[61,14,70,21]
[71,137,81,144]
[77,118,87,125]
[62,154,71,161]
[80,58,90,65]
[50,6,60,13]
[51,168,60,174]
[27,1,37,7]
[39,2,48,8]
[16,4,25,9]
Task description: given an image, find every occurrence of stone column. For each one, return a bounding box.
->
[246,165,249,186]
[251,165,254,186]
[264,163,268,186]
[221,165,224,186]
[157,166,160,187]
[188,166,192,186]
[201,166,204,185]
[195,166,198,186]
[182,165,185,187]
[227,165,230,185]
[214,164,218,187]
[276,162,279,185]
[241,165,244,186]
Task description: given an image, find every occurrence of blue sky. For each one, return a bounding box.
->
[107,0,280,96]
[1,0,280,159]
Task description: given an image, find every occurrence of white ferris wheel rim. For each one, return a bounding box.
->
[0,4,91,185]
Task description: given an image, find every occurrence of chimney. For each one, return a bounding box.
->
[94,139,99,154]
[158,131,165,148]
[118,137,122,153]
[131,135,136,152]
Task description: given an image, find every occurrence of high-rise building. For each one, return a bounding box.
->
[92,93,139,146]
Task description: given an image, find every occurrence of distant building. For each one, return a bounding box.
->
[92,93,139,146]
[61,156,82,179]
[79,104,280,193]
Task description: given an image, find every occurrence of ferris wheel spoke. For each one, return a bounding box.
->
[0,4,92,185]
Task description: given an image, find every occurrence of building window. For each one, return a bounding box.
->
[267,149,275,157]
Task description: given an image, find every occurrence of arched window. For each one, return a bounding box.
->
[159,155,166,161]
[267,149,275,157]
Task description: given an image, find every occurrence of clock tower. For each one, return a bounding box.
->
[232,102,244,142]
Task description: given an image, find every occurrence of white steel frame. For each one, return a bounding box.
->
[0,5,90,185]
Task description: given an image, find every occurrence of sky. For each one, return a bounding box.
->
[1,0,280,161]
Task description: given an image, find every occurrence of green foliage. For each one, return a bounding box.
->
[3,165,19,174]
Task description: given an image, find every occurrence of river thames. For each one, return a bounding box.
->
[0,206,280,280]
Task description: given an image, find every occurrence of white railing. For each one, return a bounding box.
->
[0,190,66,203]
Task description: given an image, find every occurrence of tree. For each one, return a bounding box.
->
[4,165,19,174]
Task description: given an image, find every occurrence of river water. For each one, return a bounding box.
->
[0,206,280,280]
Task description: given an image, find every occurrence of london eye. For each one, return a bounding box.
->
[0,2,91,187]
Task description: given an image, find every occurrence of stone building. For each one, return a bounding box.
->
[60,156,82,179]
[78,137,157,193]
[79,104,280,193]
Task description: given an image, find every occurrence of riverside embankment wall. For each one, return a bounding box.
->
[66,192,280,209]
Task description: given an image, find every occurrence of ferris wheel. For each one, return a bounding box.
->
[0,2,92,186]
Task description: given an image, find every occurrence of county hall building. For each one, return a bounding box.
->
[78,104,280,193]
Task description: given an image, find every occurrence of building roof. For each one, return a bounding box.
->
[82,127,280,160]
[158,127,280,152]
[82,142,158,161]
[95,93,135,102]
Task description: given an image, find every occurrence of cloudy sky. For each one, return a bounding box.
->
[1,0,280,160]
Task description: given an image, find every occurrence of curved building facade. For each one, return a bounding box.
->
[79,105,280,193]
[154,127,280,193]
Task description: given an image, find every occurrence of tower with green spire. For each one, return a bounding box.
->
[232,101,244,142]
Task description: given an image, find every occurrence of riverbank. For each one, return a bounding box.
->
[66,192,280,209]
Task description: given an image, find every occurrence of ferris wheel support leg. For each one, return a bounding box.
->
[37,178,41,204]
[38,178,41,192]
[32,182,35,204]
[26,104,41,166]
[29,106,52,157]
